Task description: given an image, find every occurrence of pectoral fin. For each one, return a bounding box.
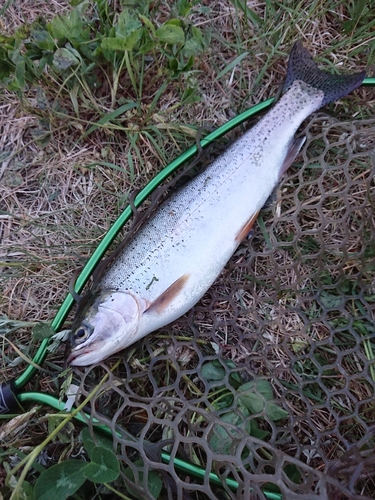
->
[145,274,190,314]
[279,136,306,176]
[235,211,260,243]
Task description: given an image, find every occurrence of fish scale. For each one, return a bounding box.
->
[66,41,365,366]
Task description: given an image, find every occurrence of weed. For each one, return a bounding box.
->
[0,0,210,168]
[33,428,121,500]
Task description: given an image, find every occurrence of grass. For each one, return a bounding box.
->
[1,0,375,499]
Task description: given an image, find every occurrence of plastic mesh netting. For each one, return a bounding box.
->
[72,114,375,500]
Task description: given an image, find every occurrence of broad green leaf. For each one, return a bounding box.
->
[81,427,113,459]
[94,0,109,21]
[184,26,208,56]
[0,52,14,81]
[319,291,343,309]
[34,461,86,500]
[49,10,82,41]
[65,8,82,39]
[184,26,205,57]
[53,47,80,70]
[191,26,203,44]
[19,480,33,499]
[229,371,242,389]
[75,0,90,15]
[183,38,203,58]
[238,380,288,420]
[0,34,16,44]
[122,29,143,50]
[238,379,273,400]
[177,0,193,16]
[138,14,156,36]
[30,26,55,51]
[201,360,226,382]
[14,60,25,89]
[197,6,211,14]
[123,460,163,498]
[169,54,195,77]
[265,402,288,421]
[168,57,179,73]
[101,33,142,54]
[183,55,194,72]
[6,479,33,500]
[101,36,119,56]
[238,391,266,415]
[139,33,154,54]
[117,12,142,37]
[248,415,270,440]
[209,410,251,454]
[283,463,303,485]
[30,55,50,79]
[79,42,101,62]
[290,338,310,354]
[49,16,72,40]
[165,19,184,27]
[32,322,55,340]
[180,86,200,105]
[83,447,120,483]
[8,38,23,64]
[155,24,185,45]
[14,24,30,40]
[211,392,234,412]
[240,391,288,420]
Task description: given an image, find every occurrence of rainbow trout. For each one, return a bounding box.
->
[67,41,365,365]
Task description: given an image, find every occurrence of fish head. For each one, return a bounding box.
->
[66,289,142,366]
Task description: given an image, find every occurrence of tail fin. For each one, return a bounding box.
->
[283,41,366,106]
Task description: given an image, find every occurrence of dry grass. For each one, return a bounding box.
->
[1,0,375,498]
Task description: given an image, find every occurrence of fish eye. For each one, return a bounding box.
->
[74,325,91,343]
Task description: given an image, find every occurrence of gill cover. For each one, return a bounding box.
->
[67,290,141,366]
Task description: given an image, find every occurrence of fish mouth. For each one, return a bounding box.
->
[63,340,74,368]
[65,346,90,366]
[66,350,77,365]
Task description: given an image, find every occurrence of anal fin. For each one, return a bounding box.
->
[235,211,260,243]
[280,136,306,176]
[145,274,190,314]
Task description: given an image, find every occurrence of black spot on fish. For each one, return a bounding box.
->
[283,40,365,107]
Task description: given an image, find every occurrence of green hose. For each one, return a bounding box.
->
[18,392,280,499]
